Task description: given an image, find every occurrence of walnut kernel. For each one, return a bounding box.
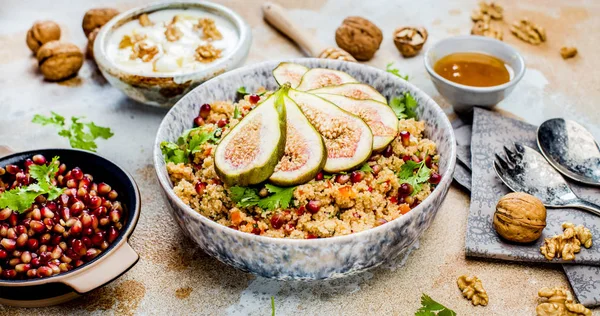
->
[560,47,578,59]
[335,16,383,61]
[195,44,222,63]
[393,27,428,58]
[540,222,592,261]
[130,41,159,62]
[536,287,592,316]
[318,47,356,62]
[119,34,146,49]
[471,20,503,40]
[36,41,84,81]
[195,18,223,41]
[457,275,489,306]
[26,21,61,54]
[511,19,546,45]
[82,8,119,37]
[165,24,183,42]
[139,13,154,27]
[478,2,503,20]
[493,192,546,243]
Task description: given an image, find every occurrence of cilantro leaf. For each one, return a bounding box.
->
[162,127,222,164]
[160,141,188,164]
[233,105,241,119]
[359,163,373,173]
[236,86,247,95]
[415,294,456,316]
[32,113,113,152]
[397,158,431,196]
[29,156,60,183]
[389,92,418,120]
[229,184,296,211]
[386,62,409,81]
[229,186,261,207]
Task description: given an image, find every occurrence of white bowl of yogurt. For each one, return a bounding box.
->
[94,1,252,107]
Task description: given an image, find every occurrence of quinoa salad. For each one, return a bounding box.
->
[161,63,441,239]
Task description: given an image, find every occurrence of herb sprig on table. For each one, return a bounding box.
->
[160,126,222,164]
[398,156,431,196]
[0,156,65,213]
[32,112,114,152]
[390,92,418,120]
[386,62,409,81]
[229,184,296,211]
[415,294,456,316]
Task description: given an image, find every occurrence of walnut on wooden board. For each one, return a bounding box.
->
[560,47,578,59]
[536,287,592,316]
[493,192,546,243]
[457,275,489,306]
[26,21,61,54]
[195,44,222,63]
[335,16,383,61]
[540,222,592,261]
[36,41,84,81]
[471,20,503,40]
[82,8,119,37]
[511,19,546,45]
[393,27,428,58]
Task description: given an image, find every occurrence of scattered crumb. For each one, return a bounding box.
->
[176,287,193,299]
[560,46,578,59]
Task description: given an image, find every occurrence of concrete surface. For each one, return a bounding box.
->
[0,0,598,315]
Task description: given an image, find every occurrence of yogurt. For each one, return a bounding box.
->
[106,9,239,74]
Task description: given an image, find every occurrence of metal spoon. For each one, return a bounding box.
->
[537,118,600,186]
[493,143,600,216]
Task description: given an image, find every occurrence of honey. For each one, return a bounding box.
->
[433,52,510,87]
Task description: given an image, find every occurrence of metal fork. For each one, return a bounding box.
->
[493,143,600,216]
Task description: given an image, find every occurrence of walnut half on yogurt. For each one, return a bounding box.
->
[106,9,238,74]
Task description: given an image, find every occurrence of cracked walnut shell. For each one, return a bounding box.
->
[36,41,84,81]
[494,192,546,243]
[540,222,592,261]
[393,27,428,58]
[335,16,383,61]
[82,8,119,37]
[536,287,592,316]
[511,19,546,45]
[26,21,61,54]
[457,275,488,306]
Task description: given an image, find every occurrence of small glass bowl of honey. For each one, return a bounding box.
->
[424,35,525,112]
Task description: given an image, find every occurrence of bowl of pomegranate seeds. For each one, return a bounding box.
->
[0,148,140,307]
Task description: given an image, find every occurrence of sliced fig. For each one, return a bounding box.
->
[272,62,309,89]
[214,88,287,186]
[310,83,387,103]
[269,96,326,186]
[288,89,373,173]
[296,68,357,91]
[317,94,398,151]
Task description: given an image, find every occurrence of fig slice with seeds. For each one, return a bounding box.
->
[310,83,387,103]
[295,68,358,91]
[272,62,309,89]
[317,94,398,151]
[288,89,373,173]
[269,96,326,186]
[214,86,287,186]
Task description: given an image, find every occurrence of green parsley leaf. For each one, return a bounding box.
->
[162,127,222,164]
[386,62,409,81]
[415,294,456,316]
[397,158,431,196]
[229,184,296,211]
[160,141,188,164]
[229,186,261,207]
[29,156,60,184]
[271,296,275,316]
[359,163,373,173]
[323,174,333,179]
[233,105,241,119]
[32,113,113,152]
[389,92,418,120]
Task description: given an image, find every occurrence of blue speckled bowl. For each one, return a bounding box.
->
[153,58,456,280]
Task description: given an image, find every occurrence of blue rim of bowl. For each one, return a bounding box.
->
[423,35,526,93]
[94,0,252,79]
[153,58,457,246]
[0,148,141,287]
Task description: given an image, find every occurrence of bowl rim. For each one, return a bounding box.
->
[153,58,457,245]
[93,0,252,79]
[423,35,526,93]
[0,148,141,286]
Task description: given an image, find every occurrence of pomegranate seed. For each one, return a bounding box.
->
[398,183,413,196]
[71,201,84,214]
[85,248,101,260]
[50,233,62,246]
[251,227,261,235]
[77,187,88,198]
[8,213,17,226]
[405,196,415,206]
[20,251,32,263]
[93,206,107,218]
[15,224,27,235]
[306,234,318,239]
[383,145,393,158]
[59,241,67,251]
[425,156,432,168]
[107,190,118,201]
[199,103,212,118]
[60,254,72,264]
[109,210,120,223]
[31,257,41,267]
[0,225,7,237]
[43,218,54,228]
[195,182,207,195]
[97,183,111,195]
[296,205,306,216]
[79,177,91,189]
[249,94,260,104]
[24,159,35,171]
[350,171,364,183]
[51,247,62,259]
[217,118,228,128]
[82,227,93,236]
[5,165,21,174]
[59,194,70,206]
[107,227,119,243]
[66,179,77,189]
[61,207,71,221]
[1,238,16,251]
[74,260,84,267]
[16,233,28,247]
[270,213,285,229]
[82,236,92,248]
[102,199,112,209]
[2,269,16,279]
[58,163,67,175]
[72,240,86,256]
[412,156,421,163]
[111,201,123,212]
[100,241,109,250]
[41,207,54,219]
[70,220,82,235]
[27,238,39,251]
[306,200,321,214]
[40,233,51,244]
[371,164,382,176]
[0,249,7,259]
[399,131,410,147]
[429,173,441,184]
[32,154,46,165]
[71,168,83,180]
[315,172,324,181]
[390,196,398,204]
[0,208,12,220]
[91,232,104,246]
[335,174,350,184]
[81,213,92,228]
[37,266,53,277]
[100,216,110,227]
[9,257,20,266]
[29,220,45,233]
[375,218,388,227]
[6,228,16,240]
[367,187,373,192]
[90,214,99,230]
[283,223,296,234]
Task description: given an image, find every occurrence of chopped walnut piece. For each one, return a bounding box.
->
[471,10,491,23]
[139,13,153,27]
[318,47,356,62]
[195,18,222,41]
[165,23,183,42]
[119,34,146,49]
[195,44,222,63]
[540,222,592,261]
[131,41,159,62]
[457,275,489,306]
[471,21,503,40]
[560,47,578,59]
[536,287,592,316]
[478,2,503,20]
[511,19,546,45]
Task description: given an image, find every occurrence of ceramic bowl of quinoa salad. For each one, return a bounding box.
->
[154,58,456,280]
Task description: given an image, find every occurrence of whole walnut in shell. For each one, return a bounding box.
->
[26,21,61,54]
[493,192,546,243]
[82,8,119,37]
[36,41,84,81]
[335,16,383,61]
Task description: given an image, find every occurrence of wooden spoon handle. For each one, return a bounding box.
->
[262,2,324,57]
